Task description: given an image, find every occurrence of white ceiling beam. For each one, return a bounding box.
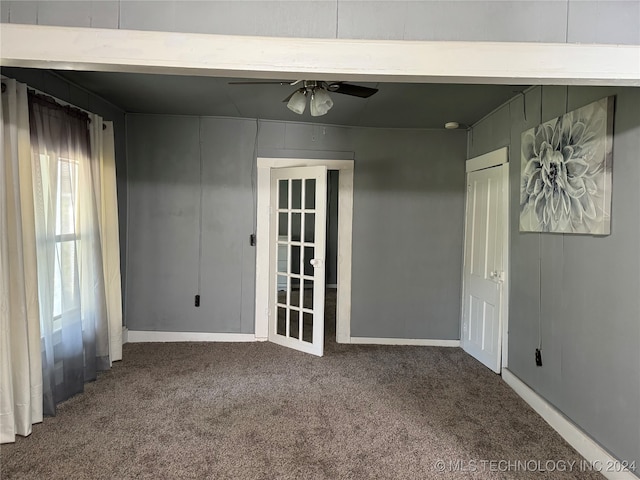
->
[1,24,639,86]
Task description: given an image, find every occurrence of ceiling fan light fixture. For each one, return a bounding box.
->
[310,88,334,117]
[287,90,307,114]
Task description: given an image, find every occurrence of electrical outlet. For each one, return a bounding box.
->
[195,295,200,307]
[535,348,542,367]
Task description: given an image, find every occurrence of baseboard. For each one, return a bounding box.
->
[126,331,257,343]
[122,326,128,345]
[502,368,638,480]
[349,337,460,347]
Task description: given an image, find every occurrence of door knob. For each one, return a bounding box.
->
[489,271,503,283]
[309,259,323,268]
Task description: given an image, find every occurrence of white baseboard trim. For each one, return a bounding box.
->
[122,326,128,345]
[126,331,257,343]
[502,368,638,480]
[349,337,460,347]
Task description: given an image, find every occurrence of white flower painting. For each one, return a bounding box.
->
[520,96,614,234]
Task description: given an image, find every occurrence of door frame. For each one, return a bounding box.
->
[255,158,354,344]
[461,147,510,369]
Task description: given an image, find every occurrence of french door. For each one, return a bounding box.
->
[269,166,327,356]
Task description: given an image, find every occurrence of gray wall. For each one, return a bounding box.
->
[468,86,640,467]
[126,115,256,333]
[0,66,129,312]
[2,1,638,45]
[126,115,467,339]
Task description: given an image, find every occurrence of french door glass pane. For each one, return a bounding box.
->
[292,179,302,209]
[303,312,313,343]
[290,310,300,339]
[278,180,288,209]
[289,278,301,307]
[304,213,315,242]
[291,246,301,275]
[291,213,301,241]
[305,179,316,209]
[303,247,315,277]
[277,244,288,273]
[277,307,286,336]
[278,212,288,237]
[303,279,313,309]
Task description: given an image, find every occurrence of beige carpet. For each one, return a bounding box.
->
[1,293,602,479]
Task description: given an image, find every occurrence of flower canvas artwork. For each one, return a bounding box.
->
[520,96,614,235]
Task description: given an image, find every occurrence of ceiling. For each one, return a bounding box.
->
[56,70,527,129]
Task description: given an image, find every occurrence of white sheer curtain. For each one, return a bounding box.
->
[0,78,44,443]
[28,92,112,415]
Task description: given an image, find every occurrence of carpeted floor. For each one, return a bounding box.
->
[1,291,602,479]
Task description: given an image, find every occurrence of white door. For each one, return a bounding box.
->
[269,166,327,356]
[461,161,508,373]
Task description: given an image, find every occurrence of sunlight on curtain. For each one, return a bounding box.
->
[28,93,109,415]
[90,118,122,362]
[0,78,44,443]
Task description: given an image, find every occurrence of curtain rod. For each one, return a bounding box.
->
[29,89,90,122]
[2,78,107,129]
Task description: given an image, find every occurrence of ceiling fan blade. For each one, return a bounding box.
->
[228,80,298,86]
[328,83,378,98]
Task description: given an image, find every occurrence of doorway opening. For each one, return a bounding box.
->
[255,158,354,356]
[461,147,510,373]
[324,170,339,347]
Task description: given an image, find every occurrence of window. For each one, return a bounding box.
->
[52,157,80,327]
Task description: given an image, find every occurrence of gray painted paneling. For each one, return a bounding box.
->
[126,115,201,331]
[199,117,257,334]
[126,115,467,339]
[1,2,9,23]
[3,0,638,44]
[174,1,337,38]
[338,1,568,42]
[126,115,258,333]
[404,1,569,42]
[350,129,467,339]
[469,85,640,467]
[67,84,91,111]
[3,1,37,24]
[120,0,337,38]
[36,0,92,27]
[467,103,510,158]
[337,1,409,40]
[89,0,120,29]
[119,1,175,32]
[568,0,640,45]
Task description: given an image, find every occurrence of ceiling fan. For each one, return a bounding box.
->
[228,80,378,117]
